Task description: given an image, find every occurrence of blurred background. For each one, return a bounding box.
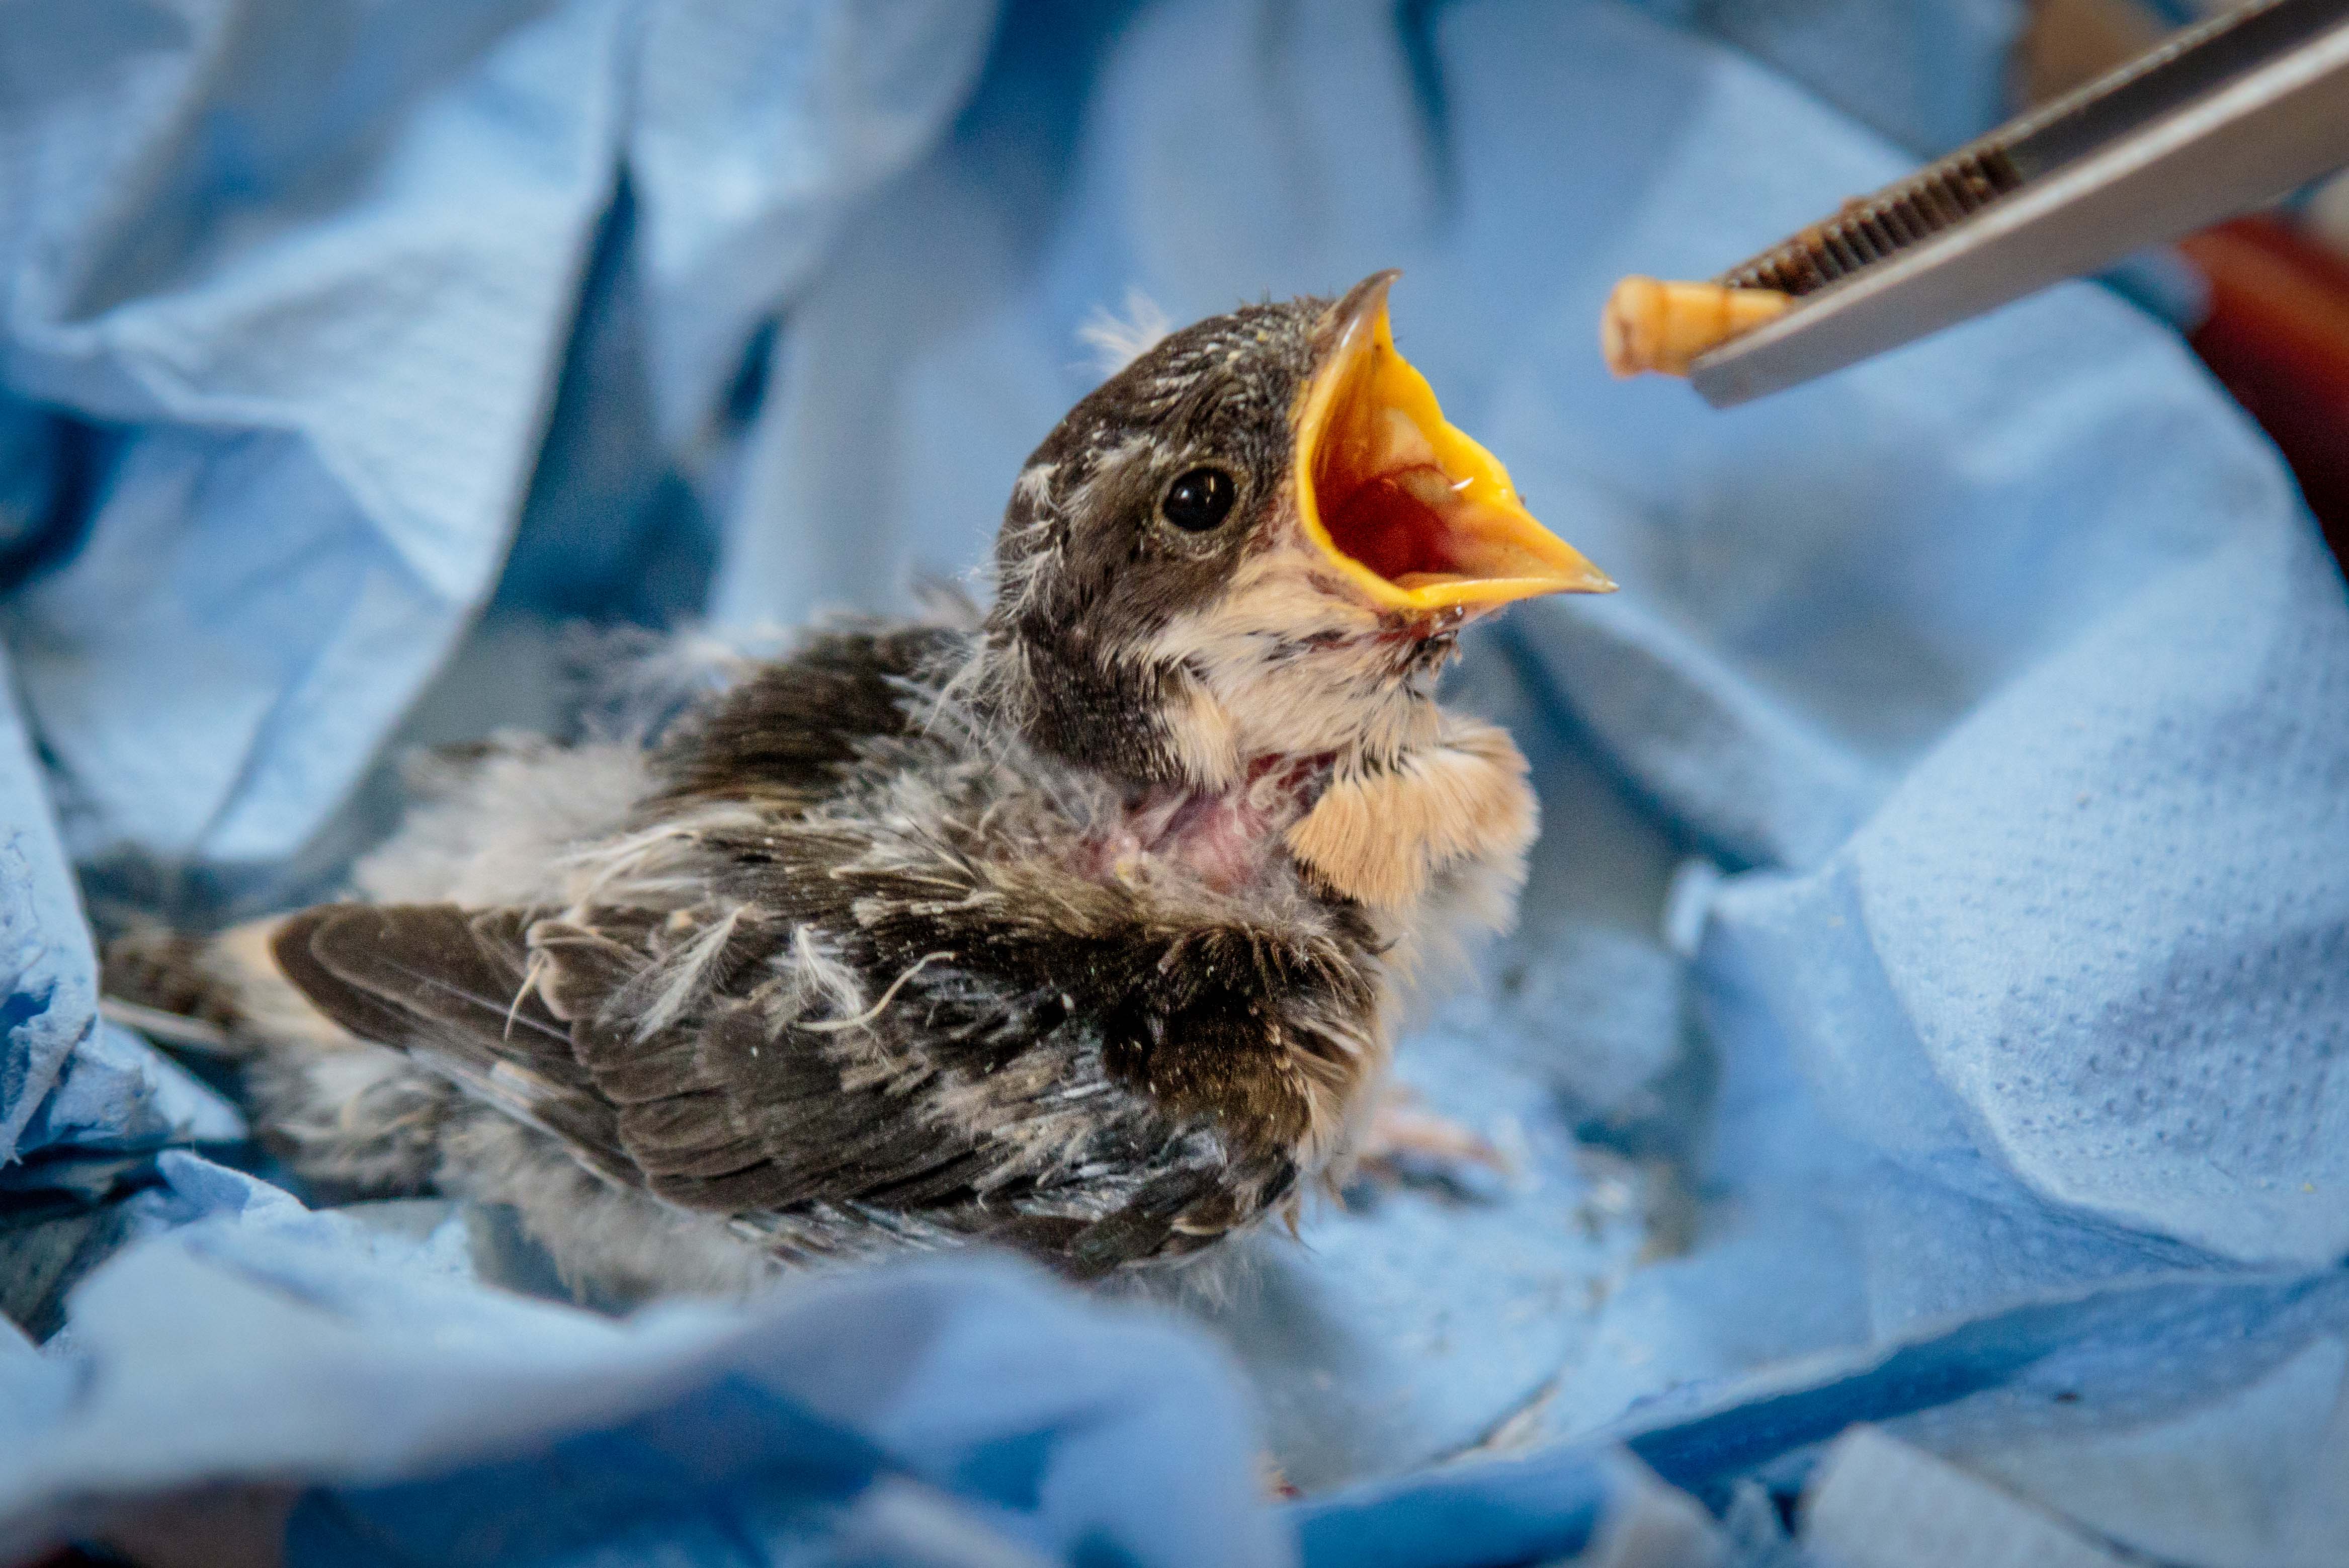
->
[4,3,2348,1566]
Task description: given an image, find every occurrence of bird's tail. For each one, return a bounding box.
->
[101,917,357,1060]
[98,922,247,1057]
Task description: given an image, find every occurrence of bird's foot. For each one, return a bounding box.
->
[1350,1088,1516,1201]
[1259,1456,1302,1501]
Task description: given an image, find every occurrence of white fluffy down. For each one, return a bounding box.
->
[1077,287,1174,377]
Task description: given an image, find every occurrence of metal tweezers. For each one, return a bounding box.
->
[1690,0,2349,406]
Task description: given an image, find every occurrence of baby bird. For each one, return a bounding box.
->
[161,273,1613,1300]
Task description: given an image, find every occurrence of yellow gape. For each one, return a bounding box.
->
[1296,274,1614,612]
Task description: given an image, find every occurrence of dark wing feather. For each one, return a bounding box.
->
[272,866,1360,1276]
[652,625,964,809]
[274,899,1018,1244]
[273,904,632,1178]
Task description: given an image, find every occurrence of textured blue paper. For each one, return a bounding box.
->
[4,2,2347,1565]
[1,1157,1286,1568]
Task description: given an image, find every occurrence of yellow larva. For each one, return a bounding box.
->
[1600,277,1793,378]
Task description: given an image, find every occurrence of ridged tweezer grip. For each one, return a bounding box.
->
[1716,147,2027,297]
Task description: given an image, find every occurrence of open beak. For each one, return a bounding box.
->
[1294,272,1615,615]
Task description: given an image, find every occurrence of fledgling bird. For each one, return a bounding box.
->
[136,273,1614,1301]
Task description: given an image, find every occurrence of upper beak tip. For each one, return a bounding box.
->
[1331,270,1403,337]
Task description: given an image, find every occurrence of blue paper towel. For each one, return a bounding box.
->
[0,0,992,873]
[1,1156,1287,1568]
[4,1,2347,1564]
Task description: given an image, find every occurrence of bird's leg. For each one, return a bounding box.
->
[1258,1456,1302,1501]
[1353,1084,1514,1190]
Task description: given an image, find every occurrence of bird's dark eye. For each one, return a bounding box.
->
[1161,467,1237,533]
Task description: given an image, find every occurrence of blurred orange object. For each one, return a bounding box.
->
[2176,215,2349,565]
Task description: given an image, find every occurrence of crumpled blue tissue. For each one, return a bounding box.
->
[0,0,993,872]
[4,2,2348,1566]
[1,1154,1284,1568]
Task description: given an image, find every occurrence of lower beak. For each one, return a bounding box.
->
[1294,272,1615,614]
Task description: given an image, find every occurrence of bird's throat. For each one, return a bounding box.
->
[1083,754,1330,894]
[1077,714,1534,917]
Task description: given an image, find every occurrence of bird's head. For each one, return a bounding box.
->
[982,273,1613,790]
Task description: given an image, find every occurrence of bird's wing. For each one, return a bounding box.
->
[269,903,637,1182]
[270,899,1008,1211]
[270,874,1370,1276]
[270,896,1201,1272]
[651,624,968,811]
[520,888,1316,1276]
